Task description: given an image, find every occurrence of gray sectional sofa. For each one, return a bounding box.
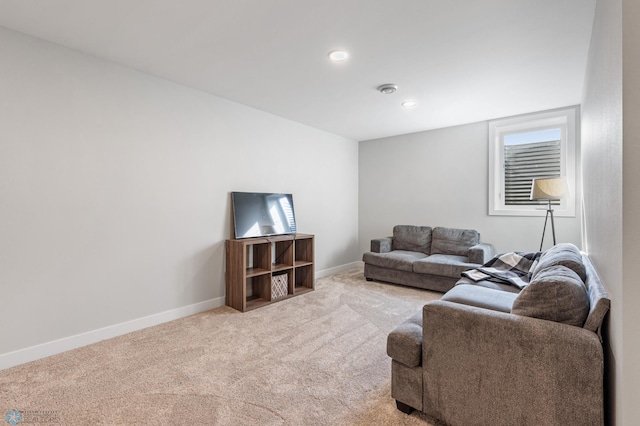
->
[387,243,611,426]
[362,225,495,292]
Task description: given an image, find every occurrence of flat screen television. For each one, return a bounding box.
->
[231,192,297,239]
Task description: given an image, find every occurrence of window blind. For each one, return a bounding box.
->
[504,140,561,205]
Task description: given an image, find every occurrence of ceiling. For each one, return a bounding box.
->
[0,0,596,141]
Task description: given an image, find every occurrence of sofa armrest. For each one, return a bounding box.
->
[468,242,495,264]
[371,237,392,253]
[421,300,604,426]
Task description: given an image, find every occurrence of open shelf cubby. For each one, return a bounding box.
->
[225,234,314,312]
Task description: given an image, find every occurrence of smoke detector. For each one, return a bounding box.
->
[377,84,398,94]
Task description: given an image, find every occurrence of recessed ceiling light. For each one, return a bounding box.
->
[402,100,418,109]
[377,84,398,94]
[328,50,349,62]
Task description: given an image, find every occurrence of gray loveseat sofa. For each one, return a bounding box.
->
[362,225,495,293]
[387,243,611,426]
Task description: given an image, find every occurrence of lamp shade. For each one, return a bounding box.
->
[530,177,568,200]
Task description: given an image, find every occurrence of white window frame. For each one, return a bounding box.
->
[488,107,577,217]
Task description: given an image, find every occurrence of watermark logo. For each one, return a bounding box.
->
[5,410,22,425]
[4,410,59,424]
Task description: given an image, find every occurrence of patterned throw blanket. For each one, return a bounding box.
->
[462,251,542,289]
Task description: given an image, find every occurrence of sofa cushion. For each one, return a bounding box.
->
[392,225,432,255]
[430,227,480,256]
[455,277,521,294]
[413,254,476,278]
[441,284,518,313]
[531,243,587,282]
[512,265,589,327]
[387,310,423,367]
[362,250,427,272]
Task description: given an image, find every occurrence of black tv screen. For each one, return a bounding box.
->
[231,192,297,239]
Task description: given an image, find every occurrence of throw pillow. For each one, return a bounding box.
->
[512,265,589,327]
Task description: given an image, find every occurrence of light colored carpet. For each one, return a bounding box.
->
[1,267,441,425]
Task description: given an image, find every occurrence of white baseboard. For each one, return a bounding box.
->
[315,261,362,279]
[1,263,362,371]
[0,296,225,371]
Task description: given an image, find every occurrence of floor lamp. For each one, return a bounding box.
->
[530,177,568,251]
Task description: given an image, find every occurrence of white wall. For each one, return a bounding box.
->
[359,121,582,255]
[581,0,640,424]
[580,0,623,422]
[0,27,359,366]
[621,0,640,421]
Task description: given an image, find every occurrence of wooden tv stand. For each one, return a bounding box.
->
[225,234,314,312]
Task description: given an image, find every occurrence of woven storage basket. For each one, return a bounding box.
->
[271,274,288,300]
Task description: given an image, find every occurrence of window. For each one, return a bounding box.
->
[504,129,561,206]
[489,107,577,216]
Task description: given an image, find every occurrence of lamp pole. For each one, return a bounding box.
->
[531,177,566,251]
[539,199,557,251]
